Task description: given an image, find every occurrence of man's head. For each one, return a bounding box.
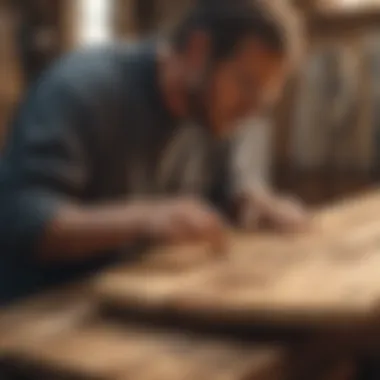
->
[167,0,303,137]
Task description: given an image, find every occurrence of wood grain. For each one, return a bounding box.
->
[0,283,288,380]
[93,191,380,329]
[0,284,95,355]
[0,317,286,380]
[1,192,373,379]
[0,280,286,380]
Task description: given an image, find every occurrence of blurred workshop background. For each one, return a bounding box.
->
[1,0,380,206]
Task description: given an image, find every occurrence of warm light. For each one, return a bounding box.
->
[77,0,112,45]
[320,0,380,10]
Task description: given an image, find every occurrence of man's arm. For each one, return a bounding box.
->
[230,116,273,195]
[0,63,226,262]
[229,117,273,216]
[0,68,154,261]
[228,116,308,231]
[38,202,153,261]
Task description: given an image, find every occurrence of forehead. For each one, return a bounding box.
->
[231,37,288,76]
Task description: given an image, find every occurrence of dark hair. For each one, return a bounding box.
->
[170,0,301,62]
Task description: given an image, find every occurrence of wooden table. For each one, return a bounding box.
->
[0,286,292,380]
[0,284,355,380]
[93,191,380,331]
[2,191,378,380]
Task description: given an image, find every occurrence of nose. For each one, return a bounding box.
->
[236,97,259,119]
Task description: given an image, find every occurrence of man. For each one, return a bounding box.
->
[0,0,307,304]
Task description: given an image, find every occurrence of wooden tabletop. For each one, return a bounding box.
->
[0,287,288,380]
[93,191,380,329]
[0,190,371,379]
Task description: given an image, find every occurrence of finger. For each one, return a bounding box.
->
[203,213,230,255]
[162,212,200,244]
[279,214,310,234]
[163,223,188,244]
[173,217,203,243]
[172,210,216,246]
[183,209,229,254]
[182,201,231,254]
[210,228,229,255]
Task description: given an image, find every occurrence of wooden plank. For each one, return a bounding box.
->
[0,317,286,380]
[93,191,380,329]
[0,284,96,355]
[0,279,287,380]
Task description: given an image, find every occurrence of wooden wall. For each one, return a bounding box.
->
[274,9,380,204]
[0,1,22,147]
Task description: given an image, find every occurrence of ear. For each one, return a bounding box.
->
[183,30,211,71]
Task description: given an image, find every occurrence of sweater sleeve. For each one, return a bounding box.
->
[0,68,92,256]
[229,116,273,196]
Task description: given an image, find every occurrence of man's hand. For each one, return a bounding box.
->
[237,191,310,233]
[144,198,229,253]
[261,196,310,233]
[39,197,229,261]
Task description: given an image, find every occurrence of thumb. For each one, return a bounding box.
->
[208,216,230,255]
[239,204,261,231]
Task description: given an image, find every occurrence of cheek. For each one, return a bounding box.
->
[209,74,241,115]
[207,81,245,136]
